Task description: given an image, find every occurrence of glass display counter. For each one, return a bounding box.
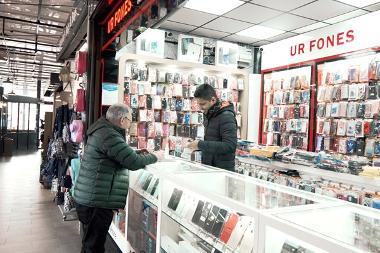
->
[109,159,380,253]
[266,204,380,253]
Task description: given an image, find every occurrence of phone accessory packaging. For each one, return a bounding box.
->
[341,84,349,100]
[357,103,366,118]
[357,83,367,100]
[365,139,375,157]
[337,119,347,136]
[323,120,331,136]
[317,86,326,102]
[220,213,239,243]
[338,138,347,154]
[356,138,366,156]
[346,120,356,136]
[317,104,326,117]
[346,138,357,154]
[237,222,255,253]
[339,102,348,117]
[323,103,331,118]
[349,84,359,100]
[324,86,333,102]
[355,120,364,137]
[347,102,358,118]
[226,216,252,250]
[330,103,340,118]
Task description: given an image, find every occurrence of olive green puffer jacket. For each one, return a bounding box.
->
[73,117,157,209]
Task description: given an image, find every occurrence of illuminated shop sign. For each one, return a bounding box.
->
[107,0,133,34]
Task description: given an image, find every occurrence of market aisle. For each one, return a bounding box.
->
[0,152,82,253]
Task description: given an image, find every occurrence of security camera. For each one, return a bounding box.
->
[260,48,263,52]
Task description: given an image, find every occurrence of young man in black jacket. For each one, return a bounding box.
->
[187,84,237,171]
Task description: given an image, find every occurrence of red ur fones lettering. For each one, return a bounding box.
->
[290,30,355,56]
[107,0,133,34]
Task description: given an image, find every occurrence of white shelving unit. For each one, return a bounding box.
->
[237,157,380,191]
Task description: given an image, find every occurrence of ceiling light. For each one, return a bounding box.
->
[184,0,244,15]
[337,0,380,7]
[237,25,285,40]
[3,77,12,85]
[293,22,329,34]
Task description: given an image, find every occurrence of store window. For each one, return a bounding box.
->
[7,102,37,131]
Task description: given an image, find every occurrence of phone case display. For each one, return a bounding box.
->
[123,62,244,156]
[274,205,380,253]
[262,66,312,150]
[127,189,158,253]
[316,54,380,158]
[156,167,326,253]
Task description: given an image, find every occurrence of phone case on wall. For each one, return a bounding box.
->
[317,86,326,102]
[346,120,356,136]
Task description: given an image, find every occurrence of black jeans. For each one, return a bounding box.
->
[75,202,114,253]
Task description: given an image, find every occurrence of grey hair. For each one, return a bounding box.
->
[106,104,131,123]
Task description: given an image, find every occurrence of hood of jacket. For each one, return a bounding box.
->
[87,117,125,137]
[206,101,235,119]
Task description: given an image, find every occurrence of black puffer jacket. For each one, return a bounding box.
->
[198,101,237,171]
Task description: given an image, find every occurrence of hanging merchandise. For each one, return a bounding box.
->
[76,88,86,112]
[70,120,84,143]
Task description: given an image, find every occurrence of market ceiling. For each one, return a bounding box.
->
[158,0,380,46]
[0,0,75,90]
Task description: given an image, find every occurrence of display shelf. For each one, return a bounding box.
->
[117,53,248,76]
[237,156,380,191]
[109,223,128,253]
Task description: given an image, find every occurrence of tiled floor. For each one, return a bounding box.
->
[0,152,82,253]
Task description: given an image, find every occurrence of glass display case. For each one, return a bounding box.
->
[266,204,380,253]
[152,165,332,253]
[110,159,380,253]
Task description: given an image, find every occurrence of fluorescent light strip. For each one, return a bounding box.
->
[337,0,380,7]
[237,25,285,40]
[185,0,244,15]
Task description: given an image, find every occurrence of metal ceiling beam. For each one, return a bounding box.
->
[0,45,57,54]
[0,15,64,29]
[36,0,43,53]
[0,72,49,80]
[6,59,62,68]
[0,37,57,47]
[0,66,54,75]
[0,2,74,7]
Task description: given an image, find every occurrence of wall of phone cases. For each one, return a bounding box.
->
[262,66,312,150]
[316,54,380,158]
[123,62,244,156]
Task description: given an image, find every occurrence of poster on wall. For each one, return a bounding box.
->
[177,34,204,63]
[216,41,238,68]
[102,83,118,105]
[136,29,165,58]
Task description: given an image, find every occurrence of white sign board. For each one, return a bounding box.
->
[261,10,380,70]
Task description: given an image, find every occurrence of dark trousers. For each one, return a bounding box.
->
[75,202,114,253]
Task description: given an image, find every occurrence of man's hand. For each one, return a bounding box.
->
[152,150,165,161]
[186,140,199,150]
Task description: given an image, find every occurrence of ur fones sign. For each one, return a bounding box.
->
[107,0,133,34]
[261,10,380,70]
[290,30,355,56]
